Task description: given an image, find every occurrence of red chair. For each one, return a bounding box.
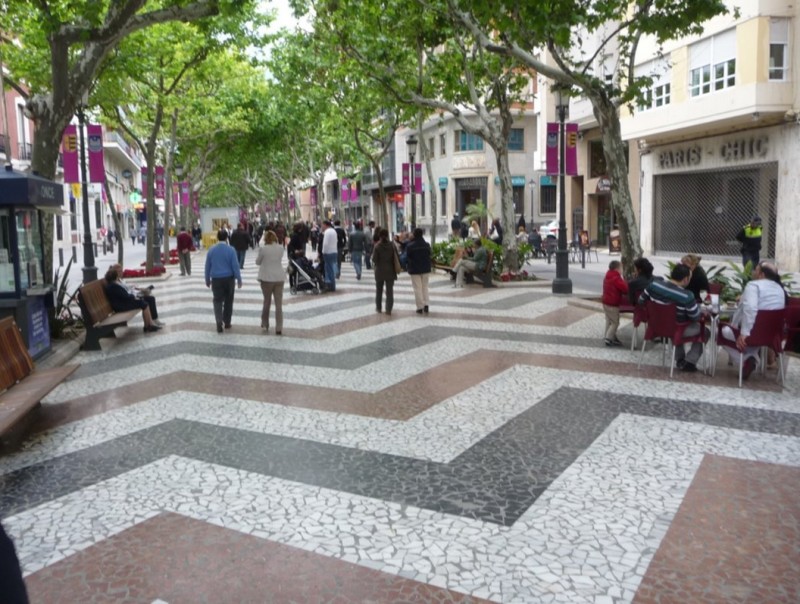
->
[637,301,707,377]
[708,282,723,295]
[717,308,786,387]
[782,299,800,379]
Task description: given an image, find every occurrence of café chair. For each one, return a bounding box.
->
[637,301,706,378]
[781,299,800,379]
[717,308,786,387]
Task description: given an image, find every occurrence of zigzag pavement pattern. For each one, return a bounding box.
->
[2,251,799,603]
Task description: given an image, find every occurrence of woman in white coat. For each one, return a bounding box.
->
[255,230,286,334]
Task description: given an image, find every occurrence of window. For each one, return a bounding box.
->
[440,133,446,156]
[512,186,524,214]
[428,137,435,159]
[589,140,607,178]
[635,56,671,112]
[508,128,524,151]
[689,29,736,97]
[455,130,484,152]
[769,19,789,81]
[540,185,557,214]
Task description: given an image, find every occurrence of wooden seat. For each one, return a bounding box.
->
[77,279,141,351]
[0,316,79,446]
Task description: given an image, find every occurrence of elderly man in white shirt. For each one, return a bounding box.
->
[320,220,339,292]
[720,261,785,378]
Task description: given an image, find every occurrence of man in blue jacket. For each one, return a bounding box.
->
[205,229,242,333]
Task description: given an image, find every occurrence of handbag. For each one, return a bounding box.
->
[393,247,403,274]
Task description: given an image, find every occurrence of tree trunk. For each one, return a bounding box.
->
[102,179,124,267]
[494,147,518,271]
[591,93,643,270]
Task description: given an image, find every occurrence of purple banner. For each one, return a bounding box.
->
[546,123,559,175]
[192,191,199,213]
[180,181,190,206]
[350,181,358,203]
[310,186,317,207]
[87,124,105,183]
[565,123,578,176]
[141,167,149,193]
[289,194,296,210]
[341,178,349,202]
[401,163,410,194]
[61,125,79,183]
[155,166,165,199]
[414,163,422,194]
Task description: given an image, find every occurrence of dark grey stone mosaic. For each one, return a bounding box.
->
[3,388,800,526]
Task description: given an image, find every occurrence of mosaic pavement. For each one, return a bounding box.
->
[2,250,799,603]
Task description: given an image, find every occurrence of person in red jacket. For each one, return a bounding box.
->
[602,259,629,346]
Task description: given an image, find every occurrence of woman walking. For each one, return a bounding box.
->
[372,228,397,315]
[255,230,286,335]
[405,228,431,314]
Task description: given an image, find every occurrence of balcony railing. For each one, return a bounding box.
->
[18,142,33,161]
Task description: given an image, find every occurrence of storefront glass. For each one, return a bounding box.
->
[15,209,43,288]
[0,209,14,292]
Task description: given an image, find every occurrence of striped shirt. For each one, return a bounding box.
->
[639,277,700,323]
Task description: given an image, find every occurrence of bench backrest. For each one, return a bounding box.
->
[0,316,35,392]
[78,279,113,326]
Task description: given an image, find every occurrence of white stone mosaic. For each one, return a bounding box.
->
[6,415,800,603]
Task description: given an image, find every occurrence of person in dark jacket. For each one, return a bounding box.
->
[681,253,710,301]
[405,227,432,314]
[627,257,654,305]
[334,219,347,277]
[489,218,504,245]
[229,223,251,269]
[0,523,28,604]
[348,222,368,280]
[105,269,160,333]
[371,228,397,315]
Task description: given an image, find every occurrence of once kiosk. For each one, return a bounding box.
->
[0,165,64,359]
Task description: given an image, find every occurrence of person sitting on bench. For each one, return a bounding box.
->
[104,269,161,333]
[110,263,164,327]
[453,238,488,288]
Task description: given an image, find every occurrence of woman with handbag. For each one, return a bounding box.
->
[372,228,398,315]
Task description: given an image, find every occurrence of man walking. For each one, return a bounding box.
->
[451,214,461,238]
[348,221,368,280]
[176,226,193,276]
[321,220,338,292]
[205,229,242,333]
[639,264,708,373]
[230,223,251,269]
[364,220,375,269]
[334,219,347,278]
[735,215,763,268]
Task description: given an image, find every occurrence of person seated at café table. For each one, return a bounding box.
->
[719,261,786,380]
[638,263,708,373]
[453,238,488,288]
[627,257,655,305]
[681,253,709,301]
[104,269,161,333]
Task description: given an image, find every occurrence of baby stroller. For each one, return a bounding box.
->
[289,256,324,295]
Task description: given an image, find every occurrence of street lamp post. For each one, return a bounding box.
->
[76,95,97,284]
[552,87,573,295]
[407,135,418,231]
[528,178,536,232]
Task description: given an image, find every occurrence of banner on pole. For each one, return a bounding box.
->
[192,191,199,214]
[310,186,317,207]
[141,167,149,193]
[350,181,357,203]
[401,163,410,194]
[414,163,422,194]
[87,125,105,183]
[155,166,165,199]
[546,123,559,175]
[341,178,349,202]
[565,123,578,176]
[61,126,79,183]
[181,181,190,206]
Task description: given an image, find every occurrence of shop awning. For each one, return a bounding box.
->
[0,165,63,208]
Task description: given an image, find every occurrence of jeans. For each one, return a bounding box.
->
[211,277,236,327]
[375,279,394,312]
[337,248,344,277]
[742,250,760,269]
[179,250,191,275]
[323,253,338,291]
[236,249,246,269]
[675,321,708,365]
[259,280,284,331]
[351,251,363,279]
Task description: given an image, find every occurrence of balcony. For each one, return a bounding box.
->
[103,130,142,169]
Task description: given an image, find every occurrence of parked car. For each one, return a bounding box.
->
[539,220,559,238]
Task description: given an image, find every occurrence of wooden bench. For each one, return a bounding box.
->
[77,279,141,351]
[0,316,79,447]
